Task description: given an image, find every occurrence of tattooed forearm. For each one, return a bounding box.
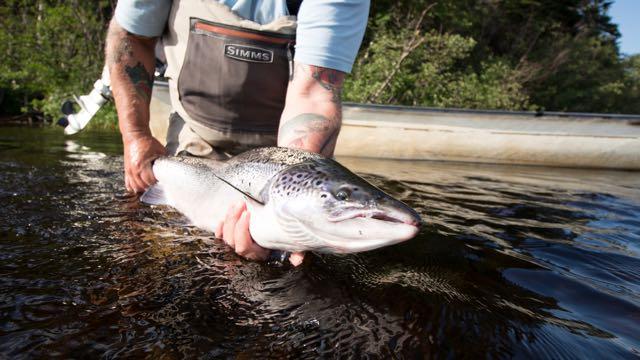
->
[278,113,341,155]
[279,64,345,155]
[106,22,155,103]
[125,62,154,102]
[105,19,158,140]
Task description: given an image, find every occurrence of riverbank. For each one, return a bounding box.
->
[0,113,48,126]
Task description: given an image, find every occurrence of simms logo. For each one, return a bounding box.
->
[224,44,273,63]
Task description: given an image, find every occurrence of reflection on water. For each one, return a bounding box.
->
[1,126,639,358]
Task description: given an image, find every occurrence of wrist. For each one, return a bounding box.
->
[121,128,153,144]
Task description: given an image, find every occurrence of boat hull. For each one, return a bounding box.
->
[151,82,640,170]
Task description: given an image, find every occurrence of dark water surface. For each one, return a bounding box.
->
[1,126,639,359]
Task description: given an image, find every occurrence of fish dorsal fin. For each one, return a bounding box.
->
[141,183,169,205]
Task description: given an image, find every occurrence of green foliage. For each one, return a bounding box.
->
[344,28,529,110]
[616,55,640,114]
[0,0,115,123]
[1,0,638,119]
[345,0,639,114]
[527,36,626,112]
[87,102,119,130]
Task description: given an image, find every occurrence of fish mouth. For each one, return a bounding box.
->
[329,208,421,227]
[368,212,413,225]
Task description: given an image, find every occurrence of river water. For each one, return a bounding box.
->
[1,126,639,359]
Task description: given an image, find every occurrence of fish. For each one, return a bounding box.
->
[141,147,421,254]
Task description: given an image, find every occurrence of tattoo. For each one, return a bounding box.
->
[125,62,154,102]
[278,113,340,155]
[311,66,342,103]
[106,27,153,102]
[294,64,344,103]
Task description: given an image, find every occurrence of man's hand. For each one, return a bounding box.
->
[216,202,306,266]
[123,134,166,193]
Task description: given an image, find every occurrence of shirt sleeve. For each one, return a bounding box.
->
[294,0,370,73]
[114,0,172,37]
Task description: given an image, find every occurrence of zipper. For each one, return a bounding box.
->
[192,19,294,45]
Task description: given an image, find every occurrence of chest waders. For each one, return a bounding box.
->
[161,1,300,158]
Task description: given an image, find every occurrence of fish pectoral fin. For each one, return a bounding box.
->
[141,183,169,205]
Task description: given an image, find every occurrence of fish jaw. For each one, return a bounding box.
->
[327,198,421,227]
[318,197,422,253]
[321,217,420,253]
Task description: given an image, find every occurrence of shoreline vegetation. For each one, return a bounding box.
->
[1,0,639,129]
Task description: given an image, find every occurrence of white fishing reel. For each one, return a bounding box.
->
[57,66,112,135]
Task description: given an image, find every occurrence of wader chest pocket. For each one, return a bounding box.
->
[178,18,295,134]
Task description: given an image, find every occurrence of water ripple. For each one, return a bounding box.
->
[0,127,639,358]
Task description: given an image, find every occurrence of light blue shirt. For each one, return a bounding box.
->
[114,0,370,73]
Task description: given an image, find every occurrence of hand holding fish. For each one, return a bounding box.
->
[123,134,166,193]
[215,201,306,265]
[215,201,269,261]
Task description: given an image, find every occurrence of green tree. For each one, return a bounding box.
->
[616,54,640,114]
[1,0,638,119]
[344,5,529,109]
[346,0,639,114]
[0,0,114,123]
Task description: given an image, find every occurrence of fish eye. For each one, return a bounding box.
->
[335,190,349,201]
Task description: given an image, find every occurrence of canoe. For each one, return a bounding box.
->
[150,81,640,170]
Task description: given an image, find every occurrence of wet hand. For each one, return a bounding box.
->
[123,134,166,193]
[216,201,305,266]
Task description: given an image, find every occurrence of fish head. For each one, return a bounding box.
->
[266,159,421,253]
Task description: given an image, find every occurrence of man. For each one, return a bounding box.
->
[106,0,369,265]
